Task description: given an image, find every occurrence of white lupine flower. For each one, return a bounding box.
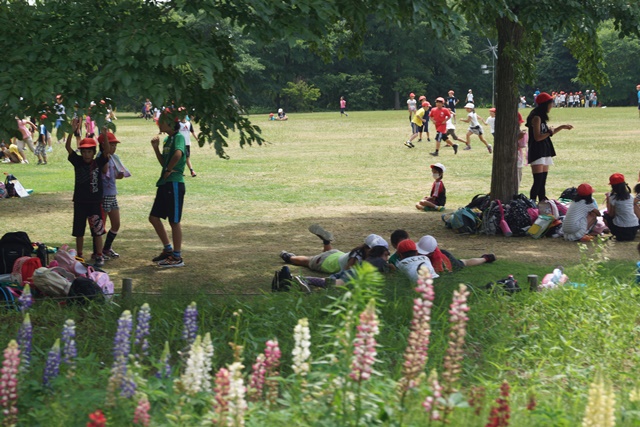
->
[202,332,214,389]
[180,336,208,395]
[226,361,247,427]
[292,318,311,376]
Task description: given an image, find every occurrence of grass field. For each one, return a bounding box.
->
[3,107,640,293]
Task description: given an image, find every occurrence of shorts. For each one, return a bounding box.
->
[34,143,46,156]
[56,119,63,129]
[469,126,483,135]
[16,136,35,153]
[150,182,185,223]
[102,195,119,212]
[447,129,459,140]
[441,249,465,270]
[411,123,423,133]
[435,132,449,142]
[308,249,343,273]
[185,145,191,158]
[73,202,106,237]
[529,157,554,166]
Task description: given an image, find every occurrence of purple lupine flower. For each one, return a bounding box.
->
[134,303,151,358]
[43,339,61,388]
[18,284,33,312]
[113,310,133,361]
[155,341,172,379]
[0,340,21,426]
[120,373,137,398]
[182,302,198,346]
[17,313,32,370]
[61,319,77,371]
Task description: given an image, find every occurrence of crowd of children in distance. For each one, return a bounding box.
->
[276,224,496,292]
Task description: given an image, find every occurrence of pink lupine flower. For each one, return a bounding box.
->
[0,340,20,427]
[133,395,151,426]
[349,300,379,383]
[399,268,434,392]
[248,354,266,401]
[442,284,470,394]
[264,339,281,405]
[212,367,231,422]
[422,371,443,421]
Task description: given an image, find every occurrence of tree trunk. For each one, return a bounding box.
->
[490,17,525,201]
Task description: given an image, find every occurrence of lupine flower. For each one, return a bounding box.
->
[264,339,282,405]
[133,395,151,426]
[43,339,61,388]
[399,268,434,392]
[422,370,442,421]
[179,335,211,395]
[61,319,77,373]
[248,354,266,401]
[120,372,137,398]
[134,303,151,358]
[485,380,511,427]
[108,311,133,401]
[442,284,470,395]
[227,361,247,427]
[527,394,537,411]
[468,385,487,416]
[87,409,107,427]
[292,318,311,376]
[113,310,133,362]
[156,341,172,379]
[18,284,32,312]
[349,299,380,383]
[0,340,21,426]
[182,302,198,346]
[202,332,214,381]
[582,372,616,427]
[17,314,32,370]
[212,367,231,422]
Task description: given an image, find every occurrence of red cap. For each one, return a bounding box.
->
[40,114,47,120]
[489,108,496,113]
[535,92,553,104]
[78,138,97,149]
[409,93,415,97]
[421,101,428,107]
[418,95,426,101]
[97,132,120,144]
[436,97,445,103]
[577,183,593,196]
[609,173,625,186]
[397,239,417,254]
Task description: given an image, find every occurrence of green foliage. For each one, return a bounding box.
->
[280,80,321,112]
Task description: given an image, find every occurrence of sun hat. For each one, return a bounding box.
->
[577,183,593,196]
[535,92,553,104]
[416,235,437,255]
[421,101,428,108]
[364,234,388,249]
[97,132,120,144]
[430,163,446,173]
[78,138,97,149]
[409,93,415,97]
[609,173,625,186]
[435,97,445,103]
[489,108,496,112]
[464,103,474,109]
[397,239,417,254]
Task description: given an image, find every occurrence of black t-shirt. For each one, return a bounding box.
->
[68,152,107,203]
[446,97,458,109]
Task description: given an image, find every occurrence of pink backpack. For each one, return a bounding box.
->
[54,245,87,276]
[85,266,114,300]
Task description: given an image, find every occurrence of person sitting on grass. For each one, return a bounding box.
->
[416,235,496,273]
[276,108,288,121]
[561,183,601,242]
[394,239,438,282]
[280,225,388,275]
[0,142,23,163]
[416,163,446,212]
[604,173,639,241]
[388,229,410,268]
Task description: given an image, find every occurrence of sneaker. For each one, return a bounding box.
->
[46,147,53,153]
[409,142,415,148]
[42,161,47,165]
[104,249,120,258]
[487,144,493,154]
[436,206,446,212]
[453,144,459,155]
[152,250,172,263]
[37,160,43,165]
[94,256,105,268]
[482,254,497,263]
[308,224,333,242]
[418,138,422,142]
[280,250,295,264]
[158,255,185,268]
[463,145,471,150]
[429,151,439,157]
[294,276,311,294]
[90,252,110,261]
[404,141,413,148]
[427,138,431,142]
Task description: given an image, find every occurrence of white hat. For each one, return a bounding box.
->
[277,108,283,113]
[365,234,388,249]
[430,162,446,173]
[417,235,437,255]
[464,103,475,109]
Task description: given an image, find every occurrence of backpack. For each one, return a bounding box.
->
[0,232,33,274]
[480,201,500,235]
[86,266,114,300]
[442,207,479,234]
[11,256,42,285]
[466,193,492,211]
[486,275,521,294]
[4,176,16,198]
[32,267,72,297]
[560,187,577,201]
[505,196,534,237]
[54,245,87,276]
[68,277,104,305]
[271,266,293,292]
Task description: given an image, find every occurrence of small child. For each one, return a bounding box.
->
[339,96,348,117]
[416,163,446,212]
[484,108,496,137]
[429,97,457,156]
[416,235,496,273]
[405,101,428,148]
[98,132,125,259]
[35,115,48,165]
[604,173,639,241]
[388,229,410,268]
[516,112,528,190]
[66,119,110,267]
[460,103,491,153]
[269,112,275,121]
[276,108,288,121]
[561,183,601,242]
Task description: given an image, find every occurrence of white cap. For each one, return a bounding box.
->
[278,108,283,113]
[417,235,437,255]
[464,103,475,109]
[430,162,446,173]
[365,234,388,249]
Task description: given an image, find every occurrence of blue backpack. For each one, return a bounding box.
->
[442,208,480,234]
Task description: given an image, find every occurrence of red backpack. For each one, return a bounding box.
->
[11,256,42,285]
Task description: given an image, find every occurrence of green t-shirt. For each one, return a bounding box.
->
[156,133,186,186]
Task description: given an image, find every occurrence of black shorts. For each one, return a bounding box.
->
[435,132,449,142]
[150,182,185,223]
[185,145,191,158]
[441,249,465,270]
[73,202,106,237]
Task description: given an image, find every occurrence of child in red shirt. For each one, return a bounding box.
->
[416,163,446,212]
[428,97,457,156]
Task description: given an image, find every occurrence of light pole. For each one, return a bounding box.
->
[481,39,498,107]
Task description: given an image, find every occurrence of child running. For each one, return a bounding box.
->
[178,116,199,177]
[35,115,49,165]
[415,163,446,212]
[339,96,348,117]
[429,97,457,156]
[405,101,428,148]
[407,93,417,122]
[460,103,491,153]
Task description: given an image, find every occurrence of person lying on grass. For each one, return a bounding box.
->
[416,235,495,273]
